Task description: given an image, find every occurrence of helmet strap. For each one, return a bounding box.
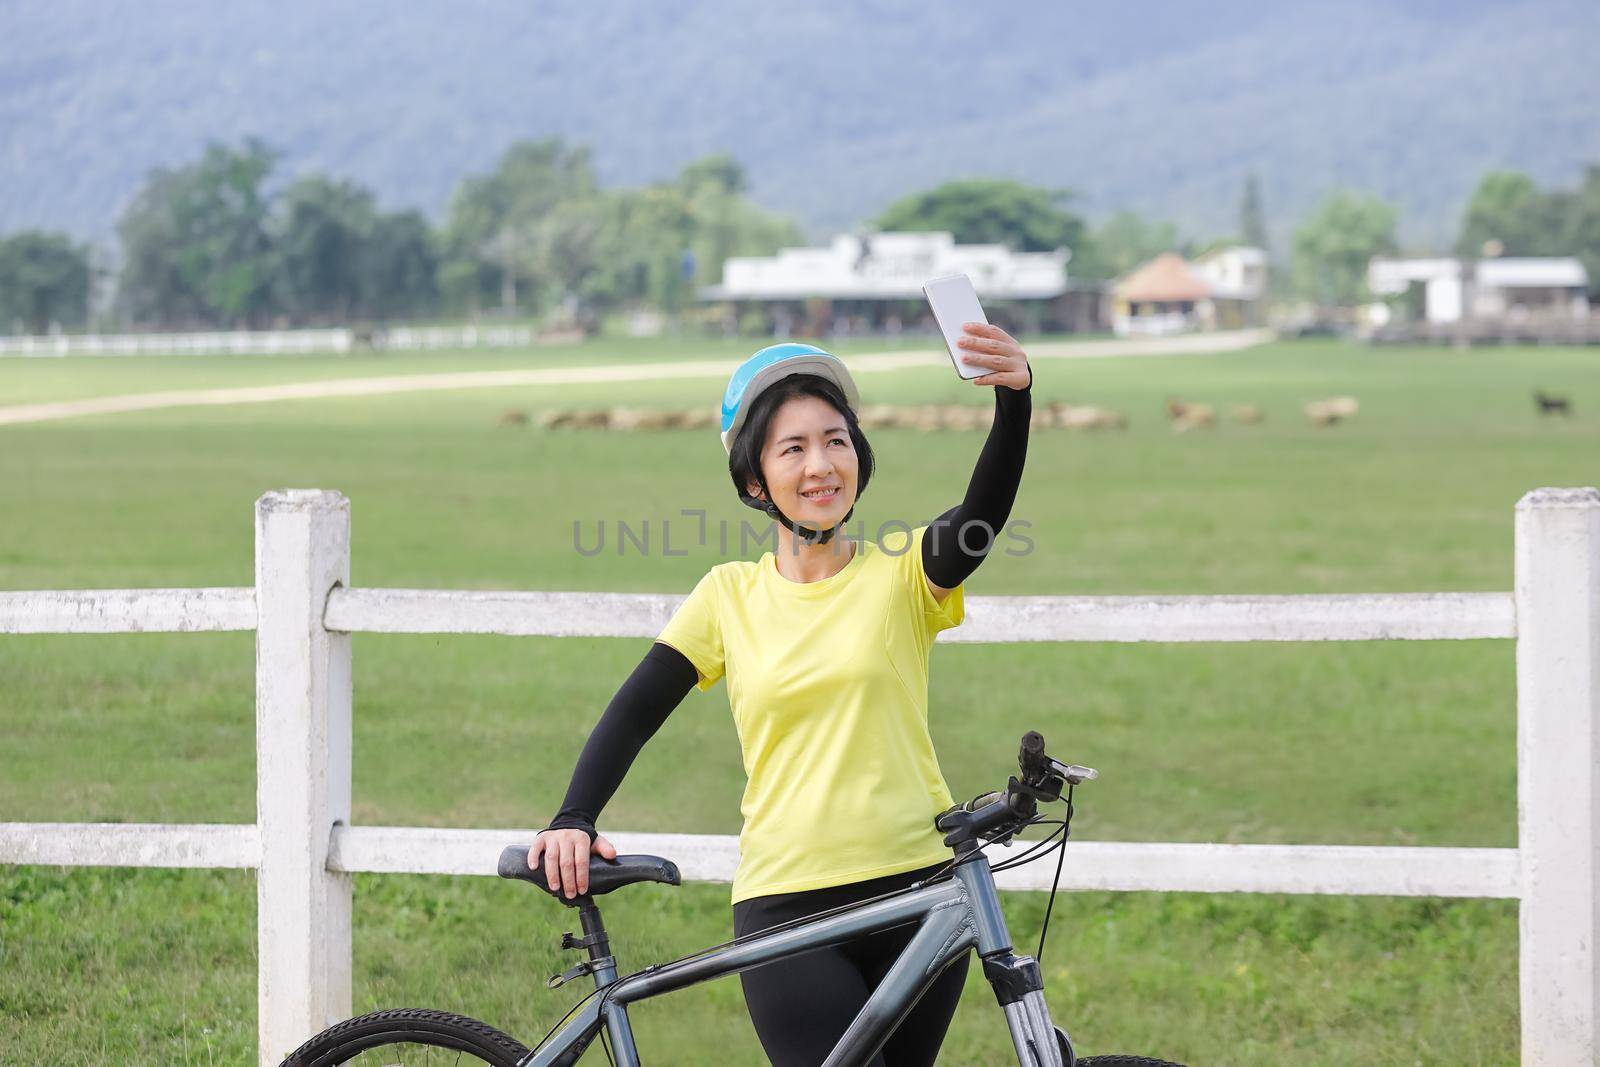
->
[741,474,855,547]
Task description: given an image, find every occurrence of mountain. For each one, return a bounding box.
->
[2,0,1597,252]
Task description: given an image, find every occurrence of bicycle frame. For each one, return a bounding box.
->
[517,853,1071,1067]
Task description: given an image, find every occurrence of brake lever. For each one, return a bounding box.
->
[1059,763,1098,785]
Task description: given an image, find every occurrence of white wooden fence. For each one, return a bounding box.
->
[0,325,537,357]
[1,487,1595,1065]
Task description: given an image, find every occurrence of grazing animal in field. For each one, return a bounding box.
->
[943,404,993,431]
[537,408,611,430]
[856,404,901,430]
[498,409,529,427]
[678,408,719,430]
[608,407,677,432]
[1050,402,1127,431]
[1165,398,1193,422]
[1171,403,1216,433]
[1534,390,1572,417]
[1305,396,1359,427]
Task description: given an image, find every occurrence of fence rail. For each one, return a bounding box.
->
[1,587,1515,643]
[0,587,255,632]
[1,487,1596,1065]
[0,325,540,358]
[322,586,1518,642]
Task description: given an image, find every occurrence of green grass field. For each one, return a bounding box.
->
[1,336,1595,1064]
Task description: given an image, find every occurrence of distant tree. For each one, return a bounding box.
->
[361,210,438,320]
[873,179,1087,255]
[534,193,613,312]
[435,145,798,319]
[437,258,485,316]
[1239,173,1269,252]
[1291,190,1397,306]
[1573,165,1600,298]
[273,175,377,322]
[270,176,438,323]
[1456,171,1543,257]
[676,154,800,289]
[116,139,277,327]
[0,231,90,334]
[677,153,748,196]
[1081,210,1181,280]
[438,138,600,315]
[577,186,696,314]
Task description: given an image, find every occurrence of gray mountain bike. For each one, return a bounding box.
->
[282,732,1185,1066]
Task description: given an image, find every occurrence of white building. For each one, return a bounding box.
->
[1368,256,1590,324]
[1110,247,1268,337]
[1192,246,1268,303]
[699,231,1101,335]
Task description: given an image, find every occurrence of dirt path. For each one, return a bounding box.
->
[0,329,1274,427]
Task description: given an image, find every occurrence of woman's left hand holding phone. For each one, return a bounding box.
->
[956,322,1032,391]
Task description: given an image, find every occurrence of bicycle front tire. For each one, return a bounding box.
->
[280,1007,531,1066]
[1077,1057,1186,1066]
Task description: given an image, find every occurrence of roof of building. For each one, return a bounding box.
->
[1115,252,1212,303]
[1476,257,1589,288]
[700,231,1071,301]
[1369,255,1588,293]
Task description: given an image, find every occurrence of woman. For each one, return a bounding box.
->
[530,322,1033,1066]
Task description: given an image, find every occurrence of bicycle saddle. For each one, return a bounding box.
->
[498,846,681,903]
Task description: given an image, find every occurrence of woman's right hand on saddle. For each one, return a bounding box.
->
[530,828,618,899]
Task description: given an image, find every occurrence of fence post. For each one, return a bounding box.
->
[1516,487,1600,1065]
[255,490,353,1066]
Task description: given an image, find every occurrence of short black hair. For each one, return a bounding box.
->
[727,373,875,505]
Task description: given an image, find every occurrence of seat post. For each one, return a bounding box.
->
[550,900,621,994]
[578,902,611,964]
[579,902,624,994]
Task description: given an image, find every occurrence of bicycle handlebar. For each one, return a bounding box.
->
[1020,730,1099,788]
[934,732,1097,848]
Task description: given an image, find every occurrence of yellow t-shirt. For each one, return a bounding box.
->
[656,523,964,904]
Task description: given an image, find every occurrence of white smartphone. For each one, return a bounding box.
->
[923,273,989,380]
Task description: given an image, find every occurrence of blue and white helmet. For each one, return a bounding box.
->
[720,342,861,455]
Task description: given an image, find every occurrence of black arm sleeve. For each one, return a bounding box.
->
[923,368,1032,590]
[544,640,700,842]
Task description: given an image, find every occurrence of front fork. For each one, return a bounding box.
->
[987,954,1072,1067]
[953,859,1074,1067]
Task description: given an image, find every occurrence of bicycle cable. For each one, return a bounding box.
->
[525,979,608,1059]
[989,819,1066,873]
[1034,782,1075,967]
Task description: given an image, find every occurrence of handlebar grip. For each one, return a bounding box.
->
[965,790,1005,813]
[1019,731,1046,778]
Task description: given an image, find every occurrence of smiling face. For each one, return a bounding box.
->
[745,394,859,526]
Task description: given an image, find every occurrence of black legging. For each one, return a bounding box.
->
[731,862,970,1067]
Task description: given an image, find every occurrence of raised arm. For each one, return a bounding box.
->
[923,323,1033,594]
[534,640,699,897]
